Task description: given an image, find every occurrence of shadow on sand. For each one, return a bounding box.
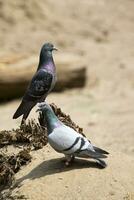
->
[16,157,103,186]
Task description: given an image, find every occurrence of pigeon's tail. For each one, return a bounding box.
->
[86,149,108,159]
[13,100,36,120]
[93,146,109,155]
[78,149,108,168]
[87,148,108,168]
[96,158,107,168]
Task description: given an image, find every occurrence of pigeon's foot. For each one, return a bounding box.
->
[65,155,75,167]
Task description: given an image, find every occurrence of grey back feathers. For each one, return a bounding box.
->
[13,43,57,123]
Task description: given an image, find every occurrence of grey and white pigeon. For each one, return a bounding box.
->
[13,43,57,124]
[38,103,109,168]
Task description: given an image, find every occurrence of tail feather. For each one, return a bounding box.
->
[13,100,36,120]
[93,146,109,155]
[84,149,107,159]
[96,158,107,168]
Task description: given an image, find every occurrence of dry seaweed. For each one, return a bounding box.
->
[0,119,47,150]
[19,119,47,150]
[0,154,15,189]
[0,149,31,191]
[0,190,27,200]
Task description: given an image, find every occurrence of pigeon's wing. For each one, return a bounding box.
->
[48,125,108,161]
[13,70,53,120]
[48,125,92,154]
[24,69,53,101]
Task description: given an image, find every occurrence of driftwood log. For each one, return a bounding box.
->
[0,53,86,101]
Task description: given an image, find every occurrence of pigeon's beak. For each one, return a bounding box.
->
[53,47,58,51]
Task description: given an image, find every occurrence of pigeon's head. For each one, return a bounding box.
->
[41,43,57,53]
[37,103,55,126]
[37,102,52,113]
[37,103,53,127]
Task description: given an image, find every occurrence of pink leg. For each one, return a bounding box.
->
[65,155,75,166]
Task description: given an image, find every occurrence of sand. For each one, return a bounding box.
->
[1,89,134,200]
[0,0,134,199]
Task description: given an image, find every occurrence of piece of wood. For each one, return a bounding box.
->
[0,53,87,101]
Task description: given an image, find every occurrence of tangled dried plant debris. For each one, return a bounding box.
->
[1,190,27,200]
[0,103,84,199]
[0,149,31,191]
[0,119,47,150]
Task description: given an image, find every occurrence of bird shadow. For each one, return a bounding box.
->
[16,157,104,186]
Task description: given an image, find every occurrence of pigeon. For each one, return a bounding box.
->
[37,103,109,168]
[13,43,57,124]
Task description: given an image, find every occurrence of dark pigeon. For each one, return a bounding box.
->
[13,43,57,124]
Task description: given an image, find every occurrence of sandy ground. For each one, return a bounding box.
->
[0,0,134,199]
[1,88,134,199]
